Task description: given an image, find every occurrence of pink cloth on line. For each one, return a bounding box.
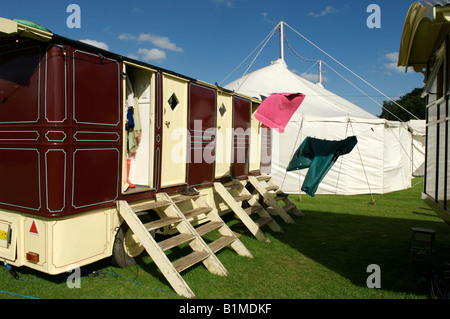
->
[254,93,306,133]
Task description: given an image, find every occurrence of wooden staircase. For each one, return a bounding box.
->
[214,180,284,243]
[176,192,253,259]
[116,191,252,298]
[248,175,303,222]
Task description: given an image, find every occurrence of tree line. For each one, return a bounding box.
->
[378,87,425,121]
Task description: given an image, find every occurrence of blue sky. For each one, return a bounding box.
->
[2,0,424,116]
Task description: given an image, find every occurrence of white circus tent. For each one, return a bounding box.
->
[224,22,425,196]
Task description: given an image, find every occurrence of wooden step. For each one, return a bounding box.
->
[265,185,279,192]
[233,194,252,202]
[196,221,224,236]
[135,211,151,218]
[283,203,296,212]
[255,217,273,228]
[257,175,271,182]
[172,251,210,273]
[244,205,263,215]
[208,236,236,254]
[158,233,196,252]
[144,217,182,232]
[130,200,171,213]
[273,195,288,202]
[117,200,196,299]
[225,183,243,191]
[171,194,200,204]
[184,207,212,220]
[248,176,295,224]
[214,181,271,242]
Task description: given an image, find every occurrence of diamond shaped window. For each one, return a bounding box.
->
[219,103,227,117]
[168,93,179,110]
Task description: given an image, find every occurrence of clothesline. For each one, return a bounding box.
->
[278,116,376,202]
[286,135,358,197]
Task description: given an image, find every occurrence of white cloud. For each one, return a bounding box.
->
[384,52,398,62]
[137,33,183,53]
[127,53,139,60]
[138,48,166,62]
[308,5,338,18]
[262,12,277,24]
[118,33,136,41]
[212,0,235,8]
[118,32,183,52]
[383,52,404,74]
[300,72,328,83]
[291,68,328,83]
[79,39,109,51]
[132,7,144,13]
[118,31,183,62]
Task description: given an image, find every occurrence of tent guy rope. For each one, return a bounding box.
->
[283,21,419,120]
[219,23,279,87]
[348,121,376,205]
[222,20,419,121]
[321,61,405,123]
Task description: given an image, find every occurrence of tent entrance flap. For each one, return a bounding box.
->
[287,136,358,196]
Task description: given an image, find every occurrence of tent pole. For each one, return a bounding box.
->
[318,60,323,85]
[279,20,284,62]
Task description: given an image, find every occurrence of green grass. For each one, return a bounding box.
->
[2,178,450,300]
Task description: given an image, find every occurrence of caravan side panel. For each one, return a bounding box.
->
[0,45,42,213]
[70,49,122,212]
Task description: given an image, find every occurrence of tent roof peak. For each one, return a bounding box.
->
[271,58,288,68]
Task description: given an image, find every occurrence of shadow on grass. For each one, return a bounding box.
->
[267,207,450,297]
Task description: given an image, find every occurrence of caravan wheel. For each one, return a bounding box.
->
[111,213,154,268]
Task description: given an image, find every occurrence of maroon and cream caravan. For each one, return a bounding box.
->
[0,18,301,298]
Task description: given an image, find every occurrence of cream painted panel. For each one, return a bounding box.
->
[51,210,109,271]
[161,74,188,187]
[215,93,233,178]
[0,212,19,262]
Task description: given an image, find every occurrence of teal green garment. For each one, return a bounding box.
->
[287,136,358,196]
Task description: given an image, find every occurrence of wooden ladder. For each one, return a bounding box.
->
[169,192,253,259]
[117,192,230,299]
[248,175,303,223]
[214,180,284,243]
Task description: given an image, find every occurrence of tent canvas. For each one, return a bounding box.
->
[225,58,425,195]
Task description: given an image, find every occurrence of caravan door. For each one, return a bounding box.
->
[187,83,217,186]
[232,96,251,178]
[122,64,155,193]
